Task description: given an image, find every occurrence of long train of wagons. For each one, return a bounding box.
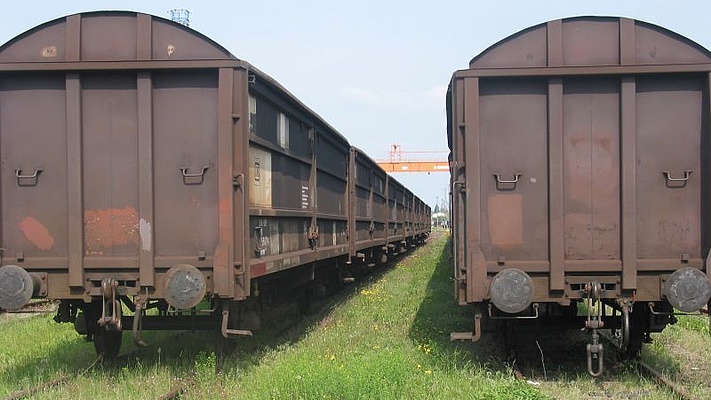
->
[0,11,430,356]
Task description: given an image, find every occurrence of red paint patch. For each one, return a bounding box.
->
[84,207,139,255]
[250,261,267,278]
[19,216,55,250]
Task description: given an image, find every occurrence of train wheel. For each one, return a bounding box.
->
[618,327,644,360]
[617,303,645,360]
[297,284,312,315]
[497,320,518,362]
[94,328,122,358]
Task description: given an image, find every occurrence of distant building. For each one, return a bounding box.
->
[431,212,449,229]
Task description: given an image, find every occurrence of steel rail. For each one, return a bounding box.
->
[2,354,103,400]
[637,360,696,400]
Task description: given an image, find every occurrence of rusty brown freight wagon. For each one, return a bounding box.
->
[448,16,711,375]
[347,148,430,266]
[0,11,430,356]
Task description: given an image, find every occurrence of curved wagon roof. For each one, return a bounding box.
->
[0,10,350,146]
[448,16,711,149]
[0,10,235,63]
[469,16,711,69]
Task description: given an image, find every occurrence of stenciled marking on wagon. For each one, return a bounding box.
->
[84,207,139,255]
[18,216,55,250]
[41,46,57,58]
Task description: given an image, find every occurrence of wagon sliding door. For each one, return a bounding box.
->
[478,79,549,271]
[81,74,140,265]
[152,72,219,266]
[0,76,69,285]
[562,79,621,274]
[633,76,703,294]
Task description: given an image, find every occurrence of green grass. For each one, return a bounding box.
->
[0,235,543,399]
[211,235,542,399]
[674,313,709,335]
[641,313,711,399]
[4,235,707,399]
[0,312,97,396]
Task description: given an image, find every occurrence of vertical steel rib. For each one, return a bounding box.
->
[463,77,485,300]
[137,72,155,287]
[347,149,356,259]
[621,77,638,290]
[214,68,235,298]
[137,15,154,287]
[621,19,638,290]
[66,74,83,287]
[548,78,565,291]
[547,20,565,291]
[233,69,249,298]
[136,14,152,60]
[66,15,83,287]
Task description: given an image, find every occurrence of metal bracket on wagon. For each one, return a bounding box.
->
[132,295,149,348]
[662,170,692,188]
[493,173,521,191]
[307,225,319,249]
[98,277,122,331]
[584,281,605,377]
[487,303,539,320]
[180,166,210,185]
[14,169,42,186]
[452,181,466,193]
[220,309,253,338]
[450,313,482,342]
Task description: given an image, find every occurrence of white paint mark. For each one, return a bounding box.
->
[530,177,537,184]
[140,218,152,251]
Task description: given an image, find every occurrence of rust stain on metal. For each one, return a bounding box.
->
[487,194,523,248]
[84,207,139,254]
[19,216,55,250]
[250,260,267,278]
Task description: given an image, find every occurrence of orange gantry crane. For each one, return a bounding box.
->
[376,144,449,173]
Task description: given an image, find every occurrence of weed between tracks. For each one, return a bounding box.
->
[2,233,707,399]
[641,314,711,400]
[215,233,540,400]
[0,233,539,399]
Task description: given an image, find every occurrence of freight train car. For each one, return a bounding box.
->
[0,11,430,356]
[448,16,711,375]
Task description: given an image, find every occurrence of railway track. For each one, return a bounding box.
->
[152,303,345,399]
[1,355,103,400]
[152,260,384,400]
[158,371,195,400]
[0,300,57,316]
[510,352,699,400]
[3,247,419,400]
[1,330,188,400]
[637,360,697,400]
[503,322,706,400]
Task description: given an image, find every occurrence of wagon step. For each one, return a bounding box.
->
[220,308,253,338]
[450,313,482,342]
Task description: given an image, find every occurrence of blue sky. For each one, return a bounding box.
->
[2,1,710,208]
